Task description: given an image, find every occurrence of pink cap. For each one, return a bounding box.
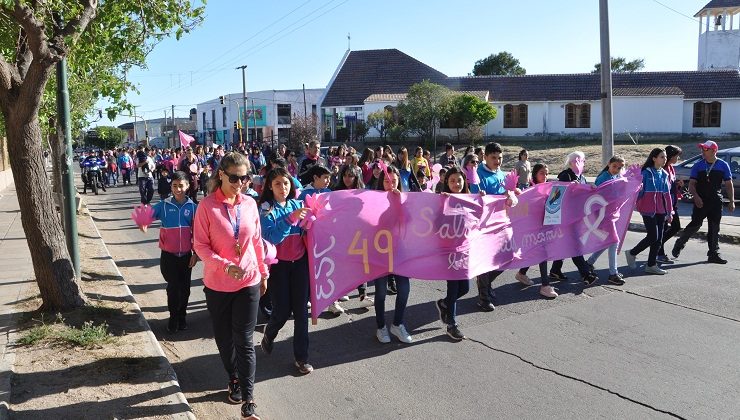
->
[698,140,718,151]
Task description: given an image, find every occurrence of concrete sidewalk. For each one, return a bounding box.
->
[0,184,34,420]
[0,183,193,419]
[628,200,740,245]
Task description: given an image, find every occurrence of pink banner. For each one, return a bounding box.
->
[305,169,642,319]
[179,130,195,148]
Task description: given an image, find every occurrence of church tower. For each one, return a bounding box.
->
[696,0,740,70]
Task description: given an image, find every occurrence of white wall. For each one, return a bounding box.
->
[613,96,683,133]
[682,98,740,135]
[698,30,740,70]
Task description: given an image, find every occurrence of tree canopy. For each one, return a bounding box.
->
[592,57,645,73]
[472,52,526,76]
[398,80,452,142]
[446,93,497,140]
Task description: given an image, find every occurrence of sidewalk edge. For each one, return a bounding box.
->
[89,215,196,420]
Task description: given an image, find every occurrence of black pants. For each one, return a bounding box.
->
[122,168,131,184]
[138,177,154,204]
[204,283,260,403]
[551,255,590,277]
[477,270,502,304]
[264,254,310,362]
[675,202,723,256]
[519,261,550,286]
[160,250,192,322]
[630,214,666,267]
[660,204,681,256]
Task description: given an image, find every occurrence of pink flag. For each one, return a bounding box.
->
[179,130,195,148]
[305,173,642,319]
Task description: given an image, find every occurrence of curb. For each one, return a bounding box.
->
[89,215,196,420]
[627,222,740,245]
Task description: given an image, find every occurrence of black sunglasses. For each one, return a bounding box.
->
[224,172,249,184]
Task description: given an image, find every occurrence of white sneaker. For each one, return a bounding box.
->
[306,301,311,309]
[625,252,637,269]
[515,272,534,286]
[644,265,667,275]
[359,295,374,307]
[539,285,558,298]
[376,326,390,343]
[390,324,414,344]
[338,295,350,302]
[327,301,346,314]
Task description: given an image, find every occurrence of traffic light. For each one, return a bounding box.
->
[219,95,225,104]
[233,121,238,131]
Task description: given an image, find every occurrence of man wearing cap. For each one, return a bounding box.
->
[671,140,735,264]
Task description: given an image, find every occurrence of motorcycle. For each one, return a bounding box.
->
[82,158,107,195]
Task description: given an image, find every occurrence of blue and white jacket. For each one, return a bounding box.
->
[151,196,197,256]
[260,199,306,262]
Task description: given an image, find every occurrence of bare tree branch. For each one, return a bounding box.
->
[59,0,98,45]
[15,30,32,80]
[10,0,54,63]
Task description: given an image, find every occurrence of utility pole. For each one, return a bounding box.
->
[303,83,307,117]
[172,104,176,148]
[56,57,80,280]
[599,0,614,166]
[132,106,138,145]
[237,65,248,147]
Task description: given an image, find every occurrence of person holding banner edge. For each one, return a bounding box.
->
[258,167,314,375]
[475,143,521,312]
[372,164,414,344]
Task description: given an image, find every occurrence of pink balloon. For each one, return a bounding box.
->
[189,163,198,173]
[432,164,443,175]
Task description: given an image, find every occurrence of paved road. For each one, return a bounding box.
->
[84,182,740,420]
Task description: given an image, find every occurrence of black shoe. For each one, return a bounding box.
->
[477,301,495,312]
[178,318,188,330]
[435,299,450,325]
[586,262,595,273]
[446,325,465,341]
[708,254,727,264]
[387,279,398,295]
[241,401,260,420]
[227,378,242,404]
[295,360,314,375]
[656,254,674,265]
[608,274,626,286]
[582,273,598,286]
[166,318,177,333]
[671,243,683,259]
[548,271,568,281]
[260,335,273,355]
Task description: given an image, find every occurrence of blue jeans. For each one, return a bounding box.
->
[374,275,410,329]
[630,214,666,266]
[445,280,470,326]
[588,242,619,275]
[138,177,154,204]
[265,253,310,362]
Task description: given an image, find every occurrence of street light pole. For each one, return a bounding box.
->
[599,0,614,166]
[237,65,248,147]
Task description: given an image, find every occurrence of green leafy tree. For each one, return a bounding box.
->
[86,126,125,150]
[398,80,452,143]
[366,108,395,141]
[0,0,205,311]
[472,51,526,76]
[446,93,497,141]
[592,57,645,73]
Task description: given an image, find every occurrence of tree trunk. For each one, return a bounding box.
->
[6,112,86,312]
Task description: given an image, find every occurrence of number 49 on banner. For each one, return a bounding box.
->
[348,230,394,274]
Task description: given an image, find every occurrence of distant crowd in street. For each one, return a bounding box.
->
[83,136,734,420]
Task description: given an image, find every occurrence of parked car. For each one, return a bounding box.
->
[674,146,740,202]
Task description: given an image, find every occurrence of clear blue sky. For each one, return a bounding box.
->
[100,0,710,127]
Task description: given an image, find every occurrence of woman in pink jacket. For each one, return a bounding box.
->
[193,152,268,420]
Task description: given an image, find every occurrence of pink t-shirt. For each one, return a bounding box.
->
[193,188,269,292]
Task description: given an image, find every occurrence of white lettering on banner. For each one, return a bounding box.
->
[412,207,434,237]
[313,236,336,300]
[521,228,565,248]
[581,194,609,245]
[447,252,469,271]
[437,204,473,239]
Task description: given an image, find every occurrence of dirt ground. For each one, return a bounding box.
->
[8,213,190,419]
[464,137,740,177]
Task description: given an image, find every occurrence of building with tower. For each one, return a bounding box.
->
[318,1,740,140]
[696,0,740,70]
